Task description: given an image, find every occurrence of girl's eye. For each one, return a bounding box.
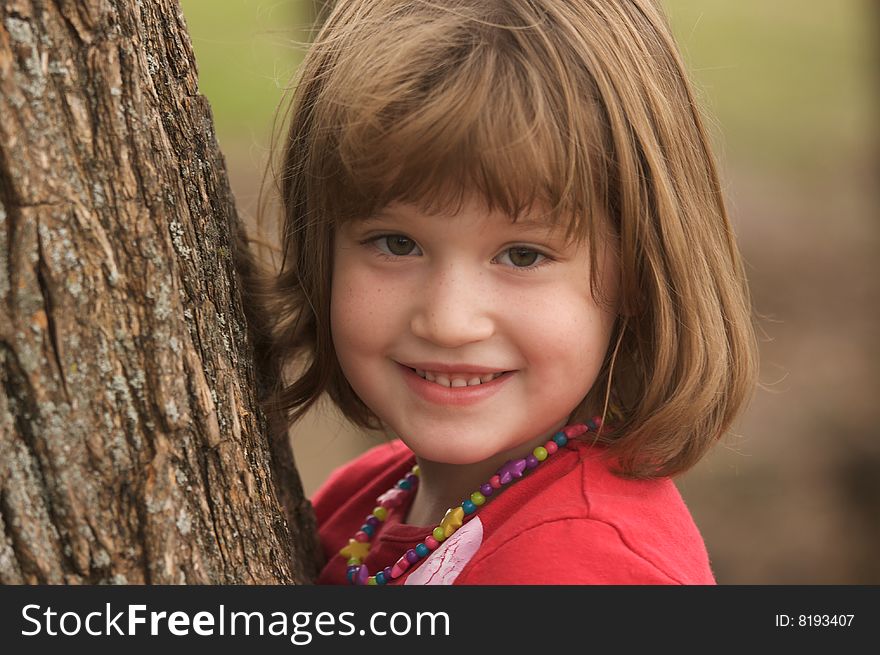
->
[497,247,547,269]
[373,235,420,257]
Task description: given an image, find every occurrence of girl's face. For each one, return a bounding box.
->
[331,197,619,465]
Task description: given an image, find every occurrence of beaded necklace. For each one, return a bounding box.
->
[340,418,602,585]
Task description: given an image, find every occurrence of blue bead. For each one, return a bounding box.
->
[346,566,359,584]
[416,543,429,557]
[360,523,375,537]
[553,431,568,447]
[462,499,477,514]
[376,572,387,585]
[397,479,412,490]
[586,418,598,431]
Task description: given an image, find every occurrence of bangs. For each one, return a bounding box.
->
[302,1,614,243]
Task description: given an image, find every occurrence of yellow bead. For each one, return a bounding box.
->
[367,576,377,585]
[340,538,371,561]
[432,526,447,542]
[412,465,420,476]
[440,506,464,538]
[533,446,548,461]
[470,491,486,506]
[347,557,362,566]
[372,506,388,521]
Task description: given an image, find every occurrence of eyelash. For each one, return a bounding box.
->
[359,234,554,272]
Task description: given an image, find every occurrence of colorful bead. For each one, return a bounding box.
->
[533,446,548,461]
[462,499,477,514]
[440,507,465,538]
[383,566,392,580]
[390,555,410,579]
[376,572,387,585]
[365,515,381,528]
[586,417,599,431]
[360,523,375,537]
[432,526,447,542]
[525,454,539,469]
[471,491,486,506]
[553,431,567,447]
[411,465,420,476]
[563,424,587,438]
[340,538,370,560]
[425,536,440,550]
[367,576,377,585]
[356,564,370,585]
[377,488,407,508]
[544,440,558,455]
[372,506,388,521]
[354,530,370,543]
[416,543,430,557]
[346,566,359,583]
[405,549,420,564]
[397,478,412,490]
[404,472,419,486]
[346,557,362,566]
[490,475,502,489]
[497,458,527,484]
[480,483,494,496]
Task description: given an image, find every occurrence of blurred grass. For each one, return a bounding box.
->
[665,0,875,178]
[179,0,311,149]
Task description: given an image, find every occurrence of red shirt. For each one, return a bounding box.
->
[312,437,716,584]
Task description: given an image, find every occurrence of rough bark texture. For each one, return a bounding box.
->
[0,0,321,583]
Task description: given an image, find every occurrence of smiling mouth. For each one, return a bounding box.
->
[406,367,509,388]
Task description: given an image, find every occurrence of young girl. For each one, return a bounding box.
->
[242,0,758,584]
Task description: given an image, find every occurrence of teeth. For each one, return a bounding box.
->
[413,368,505,388]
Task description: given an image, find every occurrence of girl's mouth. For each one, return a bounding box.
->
[409,367,506,388]
[398,363,515,406]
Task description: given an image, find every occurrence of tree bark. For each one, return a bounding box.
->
[0,0,321,583]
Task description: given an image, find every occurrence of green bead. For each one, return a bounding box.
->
[367,576,377,585]
[470,491,486,506]
[347,557,362,566]
[432,526,447,542]
[533,446,548,461]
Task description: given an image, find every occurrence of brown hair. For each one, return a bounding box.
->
[237,0,759,479]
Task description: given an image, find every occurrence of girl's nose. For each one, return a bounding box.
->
[409,268,495,348]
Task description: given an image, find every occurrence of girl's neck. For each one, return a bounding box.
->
[402,419,567,528]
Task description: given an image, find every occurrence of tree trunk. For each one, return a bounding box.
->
[0,0,321,583]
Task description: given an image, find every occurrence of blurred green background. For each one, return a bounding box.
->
[180,0,879,583]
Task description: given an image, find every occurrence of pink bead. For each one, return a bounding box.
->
[545,440,558,454]
[390,555,410,579]
[425,536,440,550]
[377,488,407,508]
[490,475,501,489]
[354,531,369,543]
[563,424,587,438]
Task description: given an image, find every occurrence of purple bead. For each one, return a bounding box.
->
[405,548,420,564]
[525,454,539,469]
[404,473,418,486]
[383,566,392,579]
[356,564,370,585]
[480,483,494,497]
[498,458,527,484]
[365,515,381,528]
